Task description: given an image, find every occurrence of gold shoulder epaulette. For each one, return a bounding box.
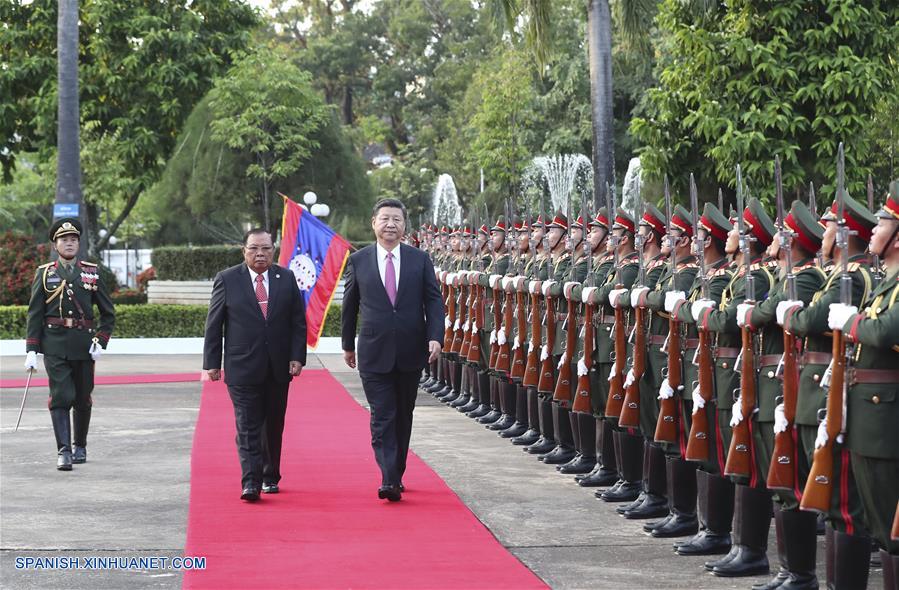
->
[79,260,98,267]
[677,262,697,270]
[38,262,54,269]
[847,262,860,272]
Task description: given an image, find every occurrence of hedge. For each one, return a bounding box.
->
[0,304,343,340]
[152,246,245,281]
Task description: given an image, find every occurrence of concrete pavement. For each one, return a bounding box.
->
[0,354,884,589]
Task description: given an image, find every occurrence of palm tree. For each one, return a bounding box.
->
[493,0,655,210]
[56,0,87,256]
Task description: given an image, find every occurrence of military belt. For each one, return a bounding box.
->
[800,351,831,365]
[758,354,782,367]
[46,317,94,329]
[850,369,899,384]
[715,347,740,359]
[683,338,699,348]
[649,335,666,345]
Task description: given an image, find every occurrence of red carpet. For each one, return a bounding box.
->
[0,372,199,389]
[182,370,547,590]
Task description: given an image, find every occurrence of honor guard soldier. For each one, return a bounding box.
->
[778,191,876,588]
[744,201,825,590]
[476,216,511,425]
[25,218,115,470]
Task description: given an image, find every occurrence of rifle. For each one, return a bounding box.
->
[768,155,801,490]
[655,175,681,443]
[685,173,716,461]
[487,205,503,371]
[605,183,627,419]
[573,190,596,413]
[619,176,646,428]
[459,223,475,360]
[868,175,883,281]
[725,164,758,479]
[450,230,467,354]
[537,202,558,394]
[467,209,484,364]
[802,143,851,512]
[523,197,544,386]
[510,208,529,380]
[809,182,823,269]
[718,188,724,215]
[496,199,514,374]
[553,191,578,406]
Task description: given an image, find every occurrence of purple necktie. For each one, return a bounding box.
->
[385,252,397,306]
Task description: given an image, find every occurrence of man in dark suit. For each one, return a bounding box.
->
[342,198,444,502]
[204,228,307,501]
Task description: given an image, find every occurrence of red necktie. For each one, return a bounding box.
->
[255,274,268,319]
[385,252,397,306]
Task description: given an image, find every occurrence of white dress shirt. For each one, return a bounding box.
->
[248,266,269,300]
[376,242,401,292]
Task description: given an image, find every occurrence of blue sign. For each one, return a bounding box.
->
[53,203,79,218]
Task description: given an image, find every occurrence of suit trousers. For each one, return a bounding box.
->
[227,364,289,489]
[44,355,94,411]
[360,368,420,486]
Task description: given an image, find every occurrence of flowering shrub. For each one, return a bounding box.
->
[0,232,50,305]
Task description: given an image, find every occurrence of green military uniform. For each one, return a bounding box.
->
[26,218,115,470]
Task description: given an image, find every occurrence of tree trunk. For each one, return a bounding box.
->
[587,0,614,211]
[342,85,354,125]
[56,0,87,257]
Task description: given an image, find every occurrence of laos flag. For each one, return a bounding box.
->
[279,195,351,349]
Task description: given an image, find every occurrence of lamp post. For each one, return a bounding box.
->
[303,191,330,218]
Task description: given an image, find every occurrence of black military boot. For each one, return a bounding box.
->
[677,471,733,555]
[623,440,669,519]
[476,377,502,423]
[832,530,870,589]
[500,384,529,438]
[540,403,576,464]
[513,387,541,445]
[449,366,471,407]
[561,412,596,474]
[601,430,642,502]
[580,418,619,486]
[50,408,73,471]
[525,397,557,454]
[466,370,492,418]
[438,360,462,401]
[457,367,479,412]
[72,404,91,464]
[751,507,788,589]
[488,381,517,430]
[712,484,771,577]
[652,457,698,537]
[772,509,819,590]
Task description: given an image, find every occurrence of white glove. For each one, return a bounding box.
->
[489,274,502,288]
[658,378,674,400]
[541,280,557,296]
[623,368,635,388]
[528,341,535,353]
[528,281,541,295]
[89,340,103,361]
[607,363,618,382]
[608,288,628,308]
[453,318,461,331]
[462,319,469,331]
[513,276,527,291]
[445,316,452,329]
[540,344,549,361]
[512,338,520,350]
[776,300,804,327]
[691,299,716,323]
[736,303,754,327]
[557,354,567,369]
[814,419,828,449]
[773,403,788,435]
[581,286,599,305]
[691,385,705,410]
[631,287,650,308]
[502,276,514,290]
[664,291,686,312]
[489,329,496,344]
[471,321,478,333]
[577,357,589,376]
[730,399,744,427]
[828,303,858,331]
[496,328,506,346]
[24,351,39,371]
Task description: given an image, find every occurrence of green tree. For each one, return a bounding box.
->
[207,48,332,231]
[632,0,899,201]
[1,0,259,247]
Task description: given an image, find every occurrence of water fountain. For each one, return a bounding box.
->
[521,154,594,215]
[431,174,463,227]
[621,157,643,217]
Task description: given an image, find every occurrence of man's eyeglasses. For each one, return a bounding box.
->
[245,246,273,253]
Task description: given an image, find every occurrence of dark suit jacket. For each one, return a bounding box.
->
[203,263,307,386]
[341,243,444,373]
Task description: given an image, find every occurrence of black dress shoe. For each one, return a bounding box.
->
[72,446,87,464]
[558,455,596,474]
[705,545,740,571]
[651,513,698,538]
[616,492,646,514]
[449,394,470,408]
[644,513,674,533]
[676,531,731,556]
[595,480,623,498]
[499,423,528,438]
[458,400,479,413]
[398,482,405,493]
[426,382,446,394]
[712,545,769,577]
[476,410,502,424]
[466,405,491,419]
[262,482,279,494]
[511,429,541,446]
[241,487,260,502]
[486,415,515,430]
[378,485,402,502]
[600,481,641,502]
